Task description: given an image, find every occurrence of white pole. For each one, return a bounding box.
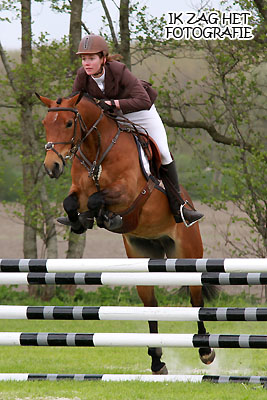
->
[0,306,27,319]
[0,333,21,345]
[224,258,267,272]
[99,307,200,321]
[93,333,195,347]
[46,258,150,272]
[102,374,203,382]
[101,272,202,286]
[0,274,27,285]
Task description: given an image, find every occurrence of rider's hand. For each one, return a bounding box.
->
[98,99,116,112]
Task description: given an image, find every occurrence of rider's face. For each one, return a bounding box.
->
[81,54,104,76]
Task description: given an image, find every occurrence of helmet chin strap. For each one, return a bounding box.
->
[92,66,104,77]
[92,57,106,77]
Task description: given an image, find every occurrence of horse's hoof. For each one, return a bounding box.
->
[152,364,168,375]
[79,211,94,229]
[57,216,88,234]
[199,348,216,365]
[71,226,87,235]
[57,216,72,226]
[103,215,123,231]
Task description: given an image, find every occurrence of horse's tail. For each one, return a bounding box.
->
[201,285,220,301]
[179,285,220,301]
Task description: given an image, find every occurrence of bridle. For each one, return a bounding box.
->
[45,107,103,166]
[44,105,121,189]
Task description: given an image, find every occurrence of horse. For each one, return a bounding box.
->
[37,91,215,374]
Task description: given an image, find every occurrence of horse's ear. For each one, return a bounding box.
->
[70,92,83,106]
[76,91,84,105]
[35,93,53,108]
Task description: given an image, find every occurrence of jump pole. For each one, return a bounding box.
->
[0,258,266,273]
[1,332,267,348]
[1,305,267,322]
[0,272,267,286]
[0,373,266,384]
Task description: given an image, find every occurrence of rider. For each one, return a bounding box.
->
[72,34,203,226]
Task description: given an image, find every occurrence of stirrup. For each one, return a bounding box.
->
[180,201,203,228]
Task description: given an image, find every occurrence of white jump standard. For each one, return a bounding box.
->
[0,258,266,272]
[1,305,267,321]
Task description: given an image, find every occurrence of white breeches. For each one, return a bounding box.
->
[123,105,172,165]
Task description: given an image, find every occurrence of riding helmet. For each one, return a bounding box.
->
[76,34,109,56]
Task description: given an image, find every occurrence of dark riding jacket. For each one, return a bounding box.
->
[72,60,157,114]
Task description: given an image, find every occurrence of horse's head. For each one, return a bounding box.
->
[36,92,83,179]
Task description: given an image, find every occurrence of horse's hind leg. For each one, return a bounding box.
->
[168,230,215,364]
[190,286,215,364]
[137,285,167,375]
[123,235,168,375]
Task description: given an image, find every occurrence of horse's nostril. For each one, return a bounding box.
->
[52,162,62,178]
[44,162,62,179]
[53,162,60,172]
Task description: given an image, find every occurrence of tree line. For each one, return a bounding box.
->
[0,0,266,299]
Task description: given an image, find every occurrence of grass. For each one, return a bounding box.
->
[0,381,266,400]
[0,287,267,398]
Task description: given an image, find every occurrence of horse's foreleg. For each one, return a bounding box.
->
[190,286,215,365]
[63,193,86,234]
[137,286,168,375]
[87,184,129,230]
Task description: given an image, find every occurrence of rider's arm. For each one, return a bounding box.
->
[115,64,152,114]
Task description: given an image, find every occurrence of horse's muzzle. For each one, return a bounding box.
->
[43,162,64,179]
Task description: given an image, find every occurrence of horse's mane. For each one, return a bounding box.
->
[63,91,96,105]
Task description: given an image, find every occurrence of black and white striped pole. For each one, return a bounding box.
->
[0,333,267,348]
[1,306,267,322]
[0,258,266,273]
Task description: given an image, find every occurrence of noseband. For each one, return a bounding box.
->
[45,105,121,189]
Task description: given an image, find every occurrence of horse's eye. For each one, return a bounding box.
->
[66,120,73,128]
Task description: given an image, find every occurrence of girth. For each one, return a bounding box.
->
[102,175,157,234]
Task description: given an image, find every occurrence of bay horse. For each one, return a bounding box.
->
[37,92,215,374]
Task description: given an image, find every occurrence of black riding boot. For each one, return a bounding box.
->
[159,161,204,226]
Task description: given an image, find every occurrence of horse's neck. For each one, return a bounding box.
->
[79,99,102,129]
[78,100,115,158]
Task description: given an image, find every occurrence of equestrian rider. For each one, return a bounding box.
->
[72,34,204,226]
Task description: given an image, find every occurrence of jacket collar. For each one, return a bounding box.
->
[83,63,116,98]
[103,63,116,97]
[86,75,105,98]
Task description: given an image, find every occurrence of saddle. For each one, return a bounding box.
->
[107,112,162,179]
[131,129,162,180]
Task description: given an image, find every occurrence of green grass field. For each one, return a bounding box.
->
[0,319,267,398]
[0,288,267,399]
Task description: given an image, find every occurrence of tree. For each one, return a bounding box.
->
[0,0,86,298]
[155,0,267,257]
[69,0,83,64]
[47,0,87,264]
[94,0,266,257]
[96,0,179,70]
[1,0,265,264]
